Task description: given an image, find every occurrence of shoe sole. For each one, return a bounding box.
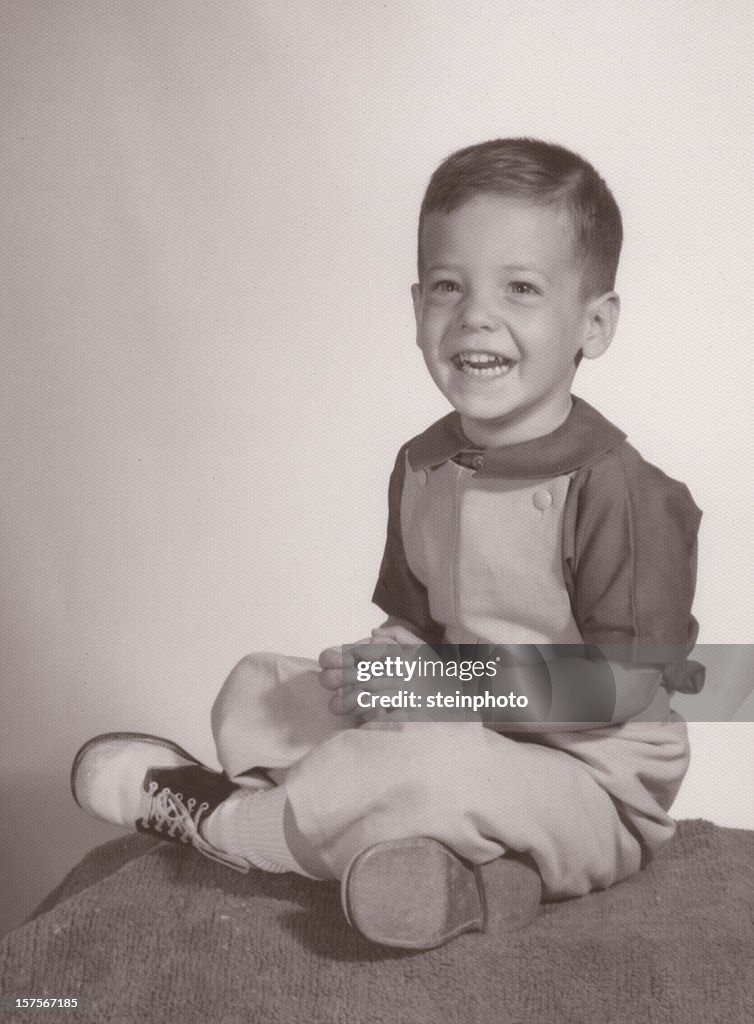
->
[342,837,486,950]
[70,731,200,810]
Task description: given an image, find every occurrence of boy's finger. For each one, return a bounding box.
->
[328,685,361,716]
[319,646,346,669]
[348,643,388,665]
[319,666,361,691]
[318,668,342,691]
[318,640,376,670]
[336,683,405,716]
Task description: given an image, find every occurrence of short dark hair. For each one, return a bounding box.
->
[418,138,623,295]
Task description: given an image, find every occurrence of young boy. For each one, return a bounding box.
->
[72,139,702,951]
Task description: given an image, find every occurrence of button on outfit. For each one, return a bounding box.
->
[533,489,553,511]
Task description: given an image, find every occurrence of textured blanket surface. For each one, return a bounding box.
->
[1,820,752,1024]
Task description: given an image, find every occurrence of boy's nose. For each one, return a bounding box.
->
[460,291,499,332]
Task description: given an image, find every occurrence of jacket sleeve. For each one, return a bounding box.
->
[562,444,703,692]
[372,445,445,644]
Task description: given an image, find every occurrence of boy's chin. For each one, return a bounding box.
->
[454,396,573,447]
[448,394,525,430]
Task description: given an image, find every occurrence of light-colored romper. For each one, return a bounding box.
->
[212,398,703,898]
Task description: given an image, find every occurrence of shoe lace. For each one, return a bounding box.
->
[142,782,250,874]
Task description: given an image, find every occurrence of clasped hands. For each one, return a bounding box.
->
[317,639,409,719]
[318,620,428,720]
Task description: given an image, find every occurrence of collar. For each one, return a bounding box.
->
[407,397,627,479]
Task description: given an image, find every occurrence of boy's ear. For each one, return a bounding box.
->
[411,283,421,317]
[581,291,620,360]
[411,283,422,343]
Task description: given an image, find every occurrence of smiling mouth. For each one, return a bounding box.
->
[452,351,515,378]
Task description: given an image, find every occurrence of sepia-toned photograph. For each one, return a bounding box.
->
[1,2,752,1021]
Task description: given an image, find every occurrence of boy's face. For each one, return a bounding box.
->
[412,193,617,447]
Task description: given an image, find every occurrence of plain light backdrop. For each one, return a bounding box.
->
[1,0,752,936]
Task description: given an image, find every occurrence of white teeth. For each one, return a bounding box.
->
[463,364,510,377]
[463,352,497,364]
[452,351,514,377]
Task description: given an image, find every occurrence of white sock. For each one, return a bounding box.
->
[201,785,320,878]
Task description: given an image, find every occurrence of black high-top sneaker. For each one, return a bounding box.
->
[71,732,254,872]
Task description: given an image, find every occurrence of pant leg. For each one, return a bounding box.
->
[212,652,689,899]
[282,717,689,899]
[211,652,351,779]
[534,715,691,869]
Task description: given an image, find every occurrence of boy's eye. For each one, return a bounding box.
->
[431,280,461,294]
[510,281,539,296]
